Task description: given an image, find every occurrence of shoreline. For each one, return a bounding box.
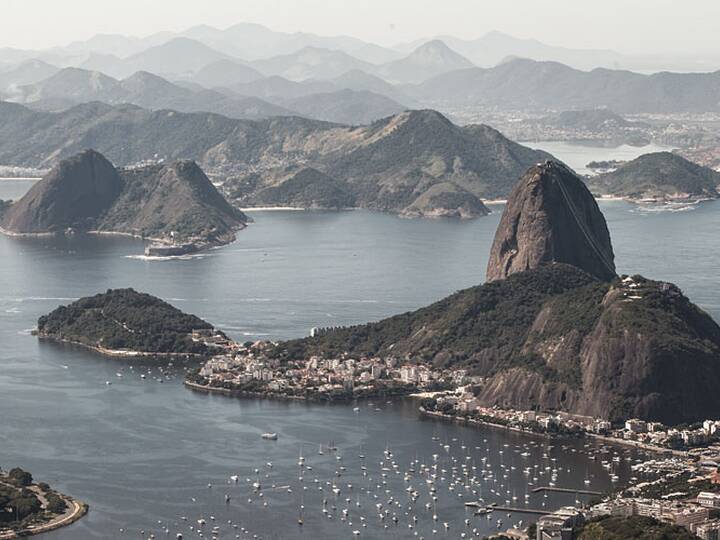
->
[419,407,689,457]
[0,225,246,256]
[184,380,306,401]
[37,334,206,359]
[0,478,88,540]
[184,379,418,402]
[419,407,554,440]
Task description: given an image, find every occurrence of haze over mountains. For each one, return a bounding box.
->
[5,22,720,127]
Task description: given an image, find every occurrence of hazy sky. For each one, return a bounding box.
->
[3,0,719,54]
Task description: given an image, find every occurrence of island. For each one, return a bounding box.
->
[587,151,720,203]
[0,467,87,538]
[36,288,228,357]
[0,149,248,255]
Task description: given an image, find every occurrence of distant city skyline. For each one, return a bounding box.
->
[3,0,720,56]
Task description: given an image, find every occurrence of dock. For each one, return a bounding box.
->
[531,486,602,496]
[485,505,552,515]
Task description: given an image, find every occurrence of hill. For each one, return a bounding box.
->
[36,289,217,355]
[1,149,247,250]
[539,109,645,130]
[119,37,233,78]
[228,75,336,100]
[409,58,720,113]
[251,47,376,81]
[0,103,551,217]
[375,40,475,84]
[330,70,414,106]
[184,59,264,88]
[270,161,720,425]
[15,68,295,120]
[487,161,616,281]
[0,59,59,95]
[589,152,720,202]
[282,89,406,125]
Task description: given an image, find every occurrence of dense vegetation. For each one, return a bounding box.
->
[0,102,550,215]
[37,288,213,354]
[634,471,720,500]
[271,260,720,423]
[251,167,356,209]
[272,264,606,380]
[576,515,700,540]
[589,152,720,200]
[0,467,68,528]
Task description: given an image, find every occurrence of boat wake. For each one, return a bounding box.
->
[632,203,697,214]
[125,253,211,261]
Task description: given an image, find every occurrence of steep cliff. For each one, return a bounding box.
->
[486,160,616,282]
[0,149,122,233]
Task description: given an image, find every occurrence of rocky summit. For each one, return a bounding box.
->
[1,149,122,233]
[486,160,616,282]
[0,149,247,248]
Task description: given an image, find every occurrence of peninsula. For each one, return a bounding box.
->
[0,149,247,254]
[188,160,720,426]
[0,467,87,538]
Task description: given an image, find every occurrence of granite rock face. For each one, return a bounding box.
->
[1,149,122,233]
[486,160,616,282]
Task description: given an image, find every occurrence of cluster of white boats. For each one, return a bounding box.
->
[119,423,642,540]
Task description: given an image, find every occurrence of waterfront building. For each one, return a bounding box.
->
[698,492,720,509]
[625,419,648,433]
[536,507,584,540]
[696,520,720,540]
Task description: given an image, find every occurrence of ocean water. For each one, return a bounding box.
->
[1,144,719,538]
[1,201,718,539]
[528,141,672,175]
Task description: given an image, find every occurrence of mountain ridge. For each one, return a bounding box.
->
[0,102,552,217]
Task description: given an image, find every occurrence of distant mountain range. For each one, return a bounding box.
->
[5,26,720,118]
[4,24,719,75]
[407,58,720,113]
[5,66,406,125]
[10,67,295,120]
[0,102,550,216]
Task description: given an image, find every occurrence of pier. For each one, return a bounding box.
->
[484,505,552,515]
[531,486,602,496]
